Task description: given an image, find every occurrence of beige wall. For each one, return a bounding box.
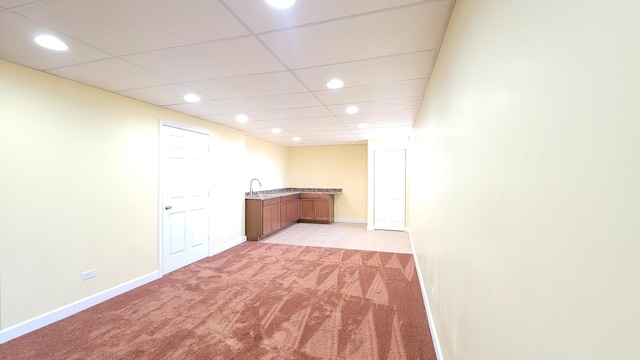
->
[287,145,367,221]
[0,61,246,330]
[0,61,369,335]
[244,136,288,192]
[408,0,640,359]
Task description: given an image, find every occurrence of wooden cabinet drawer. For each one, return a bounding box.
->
[300,193,330,200]
[262,198,280,207]
[280,193,300,202]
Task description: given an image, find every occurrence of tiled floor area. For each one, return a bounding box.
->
[262,222,413,254]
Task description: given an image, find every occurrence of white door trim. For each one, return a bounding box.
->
[158,120,212,275]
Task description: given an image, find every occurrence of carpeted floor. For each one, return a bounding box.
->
[0,242,435,359]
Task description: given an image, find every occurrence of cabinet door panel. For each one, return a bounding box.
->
[300,199,315,221]
[263,204,280,235]
[314,200,330,222]
[288,200,299,223]
[262,205,274,234]
[270,204,281,233]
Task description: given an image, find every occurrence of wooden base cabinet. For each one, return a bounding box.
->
[246,192,335,241]
[299,193,334,224]
[246,197,281,241]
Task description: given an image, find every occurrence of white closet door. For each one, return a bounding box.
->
[374,149,406,231]
[161,124,210,274]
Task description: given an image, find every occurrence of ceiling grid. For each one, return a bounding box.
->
[0,0,454,146]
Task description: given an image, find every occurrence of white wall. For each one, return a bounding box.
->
[408,0,640,359]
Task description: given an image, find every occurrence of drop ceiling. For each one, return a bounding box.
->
[0,0,454,147]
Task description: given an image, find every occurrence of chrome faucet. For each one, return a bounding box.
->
[249,178,262,196]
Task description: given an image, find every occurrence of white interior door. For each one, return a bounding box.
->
[374,149,406,231]
[161,124,210,274]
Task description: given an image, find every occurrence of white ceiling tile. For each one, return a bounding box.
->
[292,130,354,138]
[315,79,427,105]
[303,134,361,143]
[294,51,435,91]
[226,0,428,33]
[165,100,240,117]
[47,58,171,91]
[186,72,307,99]
[200,113,262,124]
[285,124,350,133]
[267,116,341,127]
[0,11,110,70]
[222,120,276,131]
[260,1,451,69]
[343,119,415,130]
[15,0,248,55]
[338,109,418,124]
[248,107,333,120]
[328,97,423,116]
[306,138,360,144]
[123,37,286,82]
[224,93,321,112]
[117,84,209,106]
[244,127,294,136]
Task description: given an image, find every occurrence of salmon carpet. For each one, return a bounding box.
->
[0,242,435,359]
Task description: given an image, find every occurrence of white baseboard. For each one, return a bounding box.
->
[209,236,245,256]
[334,218,367,224]
[0,271,160,344]
[408,229,444,360]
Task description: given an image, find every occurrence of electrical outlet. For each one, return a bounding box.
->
[81,269,96,281]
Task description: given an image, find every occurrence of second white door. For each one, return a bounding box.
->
[374,149,406,231]
[161,124,210,274]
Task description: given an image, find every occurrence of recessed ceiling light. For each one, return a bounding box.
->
[346,105,359,114]
[236,113,249,123]
[184,93,200,103]
[358,123,369,129]
[272,128,282,134]
[293,136,301,142]
[34,34,68,51]
[326,78,344,89]
[266,0,296,9]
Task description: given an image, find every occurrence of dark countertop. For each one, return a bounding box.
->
[245,187,342,200]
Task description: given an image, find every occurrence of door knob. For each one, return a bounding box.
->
[165,205,172,210]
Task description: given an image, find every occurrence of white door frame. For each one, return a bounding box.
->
[158,120,212,275]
